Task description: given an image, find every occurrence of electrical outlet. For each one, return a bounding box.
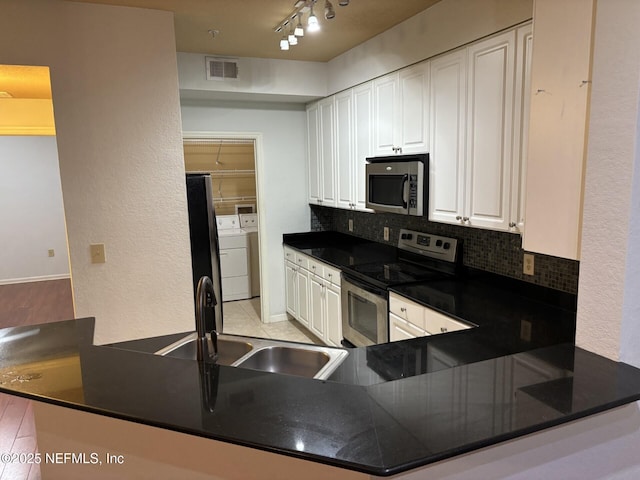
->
[523,253,534,275]
[348,219,353,232]
[90,243,106,264]
[520,320,532,342]
[48,249,55,257]
[383,227,390,241]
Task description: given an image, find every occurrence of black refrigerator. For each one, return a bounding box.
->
[186,174,223,334]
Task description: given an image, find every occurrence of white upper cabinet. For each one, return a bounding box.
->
[307,98,337,207]
[319,97,336,206]
[373,62,430,156]
[306,102,321,204]
[465,30,516,231]
[335,90,355,210]
[352,83,374,211]
[429,49,467,225]
[512,24,533,233]
[429,28,526,233]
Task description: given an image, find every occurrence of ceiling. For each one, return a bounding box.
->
[69,0,442,62]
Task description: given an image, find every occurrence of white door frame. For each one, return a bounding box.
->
[182,131,269,325]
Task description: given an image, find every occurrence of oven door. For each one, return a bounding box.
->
[341,274,389,347]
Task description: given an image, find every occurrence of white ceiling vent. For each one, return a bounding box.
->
[205,57,239,81]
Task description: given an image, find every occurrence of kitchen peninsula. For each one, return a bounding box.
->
[1,315,640,479]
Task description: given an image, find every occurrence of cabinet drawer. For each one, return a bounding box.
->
[389,293,425,330]
[389,312,426,341]
[424,307,472,335]
[283,246,296,262]
[294,253,309,270]
[322,265,340,286]
[307,258,324,277]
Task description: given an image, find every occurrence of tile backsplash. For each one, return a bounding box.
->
[310,205,579,294]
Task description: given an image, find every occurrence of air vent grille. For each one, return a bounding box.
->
[206,57,239,80]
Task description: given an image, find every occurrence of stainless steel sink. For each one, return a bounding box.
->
[155,333,348,380]
[154,333,254,366]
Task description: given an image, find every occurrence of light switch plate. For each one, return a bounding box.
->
[523,253,534,275]
[383,227,390,241]
[48,249,55,257]
[348,219,353,232]
[90,243,106,264]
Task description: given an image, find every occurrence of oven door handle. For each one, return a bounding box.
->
[401,174,409,210]
[342,274,388,298]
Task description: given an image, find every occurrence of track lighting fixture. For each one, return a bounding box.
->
[324,0,335,20]
[307,3,320,32]
[274,0,349,51]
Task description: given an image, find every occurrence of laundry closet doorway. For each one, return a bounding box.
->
[183,133,265,332]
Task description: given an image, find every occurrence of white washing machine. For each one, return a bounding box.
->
[239,213,260,298]
[216,215,250,302]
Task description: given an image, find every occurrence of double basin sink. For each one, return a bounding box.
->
[154,333,349,381]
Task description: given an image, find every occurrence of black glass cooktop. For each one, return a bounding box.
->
[342,260,453,289]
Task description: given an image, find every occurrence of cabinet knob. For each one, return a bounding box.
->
[312,265,316,270]
[456,216,462,221]
[318,199,323,203]
[441,327,448,333]
[462,217,469,222]
[400,307,407,312]
[509,222,517,228]
[328,273,332,278]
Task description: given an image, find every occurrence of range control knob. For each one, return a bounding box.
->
[443,242,451,250]
[401,233,413,240]
[435,239,443,247]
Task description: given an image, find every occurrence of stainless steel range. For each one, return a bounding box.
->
[341,229,461,347]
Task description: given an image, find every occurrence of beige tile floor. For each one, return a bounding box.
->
[222,297,323,345]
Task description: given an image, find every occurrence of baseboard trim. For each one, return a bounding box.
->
[0,274,71,286]
[267,313,289,324]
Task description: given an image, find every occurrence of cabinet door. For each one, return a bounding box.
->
[389,312,425,342]
[284,261,297,317]
[325,283,342,347]
[511,24,533,234]
[429,49,467,225]
[309,275,325,340]
[335,90,354,210]
[373,72,399,155]
[352,82,374,211]
[319,98,336,206]
[296,268,310,328]
[306,103,321,204]
[465,30,516,231]
[398,61,430,154]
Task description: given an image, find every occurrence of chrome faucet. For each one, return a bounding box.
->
[195,276,219,362]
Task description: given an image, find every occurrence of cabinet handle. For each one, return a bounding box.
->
[509,222,517,228]
[456,216,462,221]
[318,199,323,203]
[462,217,469,222]
[400,307,407,312]
[312,265,316,270]
[440,327,448,333]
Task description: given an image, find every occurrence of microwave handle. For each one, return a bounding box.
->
[401,174,409,209]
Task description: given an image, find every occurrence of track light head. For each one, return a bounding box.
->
[325,0,335,20]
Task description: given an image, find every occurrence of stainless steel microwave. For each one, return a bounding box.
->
[365,154,428,216]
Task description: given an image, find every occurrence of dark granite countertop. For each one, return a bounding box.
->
[283,231,577,385]
[1,318,640,477]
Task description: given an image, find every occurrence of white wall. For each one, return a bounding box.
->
[177,53,328,103]
[327,0,533,95]
[0,136,70,284]
[180,100,310,322]
[0,0,194,344]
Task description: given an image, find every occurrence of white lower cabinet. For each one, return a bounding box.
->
[283,248,342,346]
[389,292,472,341]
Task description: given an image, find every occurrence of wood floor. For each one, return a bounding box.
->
[0,278,74,480]
[0,279,74,329]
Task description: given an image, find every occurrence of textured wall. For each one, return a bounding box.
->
[311,205,579,294]
[577,0,640,363]
[0,1,194,344]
